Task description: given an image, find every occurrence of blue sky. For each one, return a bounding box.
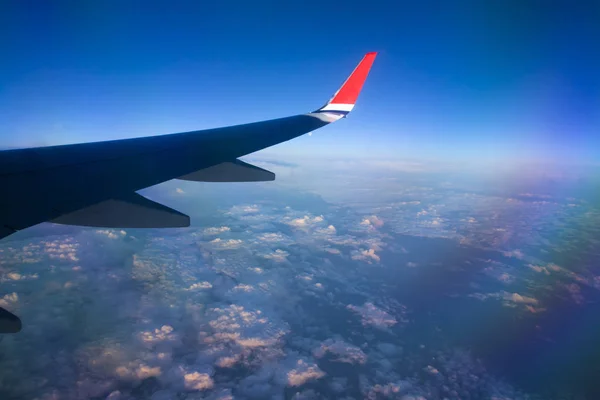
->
[1,1,598,164]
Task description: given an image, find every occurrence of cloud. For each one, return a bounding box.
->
[228,204,260,215]
[284,359,325,386]
[470,291,543,312]
[528,264,551,274]
[43,238,80,261]
[503,249,524,259]
[262,249,289,263]
[186,281,213,290]
[359,215,384,229]
[203,226,231,235]
[351,248,381,264]
[183,371,214,391]
[115,363,162,380]
[0,292,18,308]
[286,215,325,229]
[347,302,397,329]
[205,304,289,351]
[313,338,367,364]
[207,238,243,250]
[138,325,179,347]
[233,284,255,292]
[0,188,549,400]
[315,225,337,236]
[96,229,127,240]
[3,272,39,281]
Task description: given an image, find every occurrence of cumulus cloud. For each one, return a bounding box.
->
[286,215,325,229]
[0,292,18,308]
[359,215,384,229]
[284,359,325,386]
[262,249,289,263]
[138,325,179,347]
[3,272,39,281]
[115,363,162,381]
[186,281,213,290]
[205,304,289,352]
[470,291,544,312]
[347,302,398,329]
[528,264,551,274]
[315,225,337,236]
[351,248,381,264]
[503,249,525,259]
[96,229,127,240]
[257,232,288,242]
[183,371,214,391]
[228,204,260,215]
[208,238,243,250]
[0,183,552,400]
[43,239,80,261]
[313,338,367,364]
[233,284,255,292]
[203,226,231,235]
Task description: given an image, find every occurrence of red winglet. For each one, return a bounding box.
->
[330,52,377,105]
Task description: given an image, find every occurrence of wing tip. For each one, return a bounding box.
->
[316,52,377,114]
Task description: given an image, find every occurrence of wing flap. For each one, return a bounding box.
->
[51,192,190,228]
[178,159,275,182]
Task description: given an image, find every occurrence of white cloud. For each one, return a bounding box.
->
[347,302,397,329]
[138,325,179,346]
[3,272,39,281]
[208,238,243,250]
[186,281,213,290]
[115,363,162,381]
[233,284,255,292]
[315,225,337,236]
[257,232,288,242]
[96,229,126,240]
[470,291,544,312]
[285,359,325,386]
[263,249,289,263]
[313,339,367,364]
[360,215,384,228]
[351,248,381,263]
[528,264,551,274]
[503,249,524,259]
[203,226,231,235]
[228,204,260,215]
[184,371,214,391]
[0,292,18,308]
[287,215,325,229]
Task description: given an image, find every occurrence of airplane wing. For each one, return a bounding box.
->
[0,53,376,332]
[0,52,377,242]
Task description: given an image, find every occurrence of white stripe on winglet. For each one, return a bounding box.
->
[319,103,355,112]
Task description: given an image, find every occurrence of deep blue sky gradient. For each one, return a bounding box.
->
[1,1,598,164]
